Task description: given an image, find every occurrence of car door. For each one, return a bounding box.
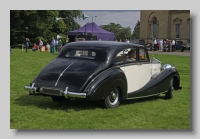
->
[138,48,151,88]
[123,48,140,93]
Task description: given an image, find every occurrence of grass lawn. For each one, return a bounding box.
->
[10,49,190,130]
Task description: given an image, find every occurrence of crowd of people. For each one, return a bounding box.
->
[24,37,63,53]
[152,38,176,52]
[21,37,181,54]
[116,38,178,52]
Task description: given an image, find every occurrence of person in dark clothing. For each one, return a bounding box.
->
[32,43,38,52]
[58,39,63,52]
[25,38,30,53]
[166,39,170,52]
[51,37,55,53]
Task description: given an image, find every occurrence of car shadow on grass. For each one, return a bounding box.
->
[14,94,105,111]
[14,94,167,111]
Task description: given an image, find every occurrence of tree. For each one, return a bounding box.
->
[118,27,132,41]
[10,10,82,46]
[132,20,140,40]
[100,23,131,41]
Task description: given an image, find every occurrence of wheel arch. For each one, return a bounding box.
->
[173,75,180,90]
[85,68,127,100]
[102,79,127,100]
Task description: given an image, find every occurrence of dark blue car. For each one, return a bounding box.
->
[176,41,186,52]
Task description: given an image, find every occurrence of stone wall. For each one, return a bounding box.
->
[140,10,190,44]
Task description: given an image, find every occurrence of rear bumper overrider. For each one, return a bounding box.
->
[24,83,86,98]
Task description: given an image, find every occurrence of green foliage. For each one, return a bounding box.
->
[100,23,131,42]
[132,20,140,39]
[10,49,190,129]
[10,10,82,46]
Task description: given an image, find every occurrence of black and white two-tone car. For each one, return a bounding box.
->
[24,41,182,108]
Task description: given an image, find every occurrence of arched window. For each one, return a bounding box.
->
[152,17,157,39]
[173,18,182,39]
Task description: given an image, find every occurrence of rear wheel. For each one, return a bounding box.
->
[104,88,120,108]
[165,78,174,99]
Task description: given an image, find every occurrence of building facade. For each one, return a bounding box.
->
[140,10,190,44]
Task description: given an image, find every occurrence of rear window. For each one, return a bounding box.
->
[65,50,96,59]
[58,49,107,62]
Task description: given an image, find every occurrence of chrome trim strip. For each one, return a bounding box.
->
[127,91,166,100]
[54,62,74,87]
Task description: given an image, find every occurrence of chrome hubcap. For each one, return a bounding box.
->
[109,88,119,105]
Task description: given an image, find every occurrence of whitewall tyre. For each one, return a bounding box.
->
[104,88,120,108]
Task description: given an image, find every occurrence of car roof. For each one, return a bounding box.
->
[58,41,149,66]
[65,41,145,49]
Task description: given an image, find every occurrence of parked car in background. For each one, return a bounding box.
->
[146,43,161,51]
[132,39,145,44]
[24,41,182,108]
[175,40,190,52]
[184,43,190,50]
[163,44,172,52]
[146,43,153,51]
[176,41,184,51]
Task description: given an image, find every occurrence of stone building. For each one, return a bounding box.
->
[140,10,190,44]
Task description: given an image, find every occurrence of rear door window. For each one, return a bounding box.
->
[115,48,137,65]
[139,48,149,61]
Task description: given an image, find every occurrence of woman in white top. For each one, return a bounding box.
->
[46,43,50,52]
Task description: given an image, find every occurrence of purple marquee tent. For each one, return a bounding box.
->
[67,22,115,41]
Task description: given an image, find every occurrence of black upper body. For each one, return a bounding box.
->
[33,41,147,93]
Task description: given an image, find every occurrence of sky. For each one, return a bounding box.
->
[76,10,140,32]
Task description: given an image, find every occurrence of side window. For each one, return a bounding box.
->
[115,50,124,64]
[124,48,137,62]
[115,48,138,65]
[139,48,148,61]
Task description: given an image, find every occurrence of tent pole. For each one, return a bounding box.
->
[92,16,96,39]
[92,17,93,36]
[85,24,86,39]
[76,27,80,41]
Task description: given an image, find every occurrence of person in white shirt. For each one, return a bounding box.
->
[153,39,157,51]
[159,39,163,51]
[171,39,175,52]
[38,39,43,52]
[125,39,130,43]
[46,43,50,52]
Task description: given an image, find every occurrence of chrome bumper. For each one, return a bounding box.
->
[24,83,37,93]
[63,87,86,98]
[24,84,86,99]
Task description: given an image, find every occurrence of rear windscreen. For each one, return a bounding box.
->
[65,50,96,59]
[57,48,107,62]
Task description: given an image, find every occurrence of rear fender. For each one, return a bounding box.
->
[84,68,127,100]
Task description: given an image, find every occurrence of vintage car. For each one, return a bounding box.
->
[176,41,190,52]
[24,41,182,108]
